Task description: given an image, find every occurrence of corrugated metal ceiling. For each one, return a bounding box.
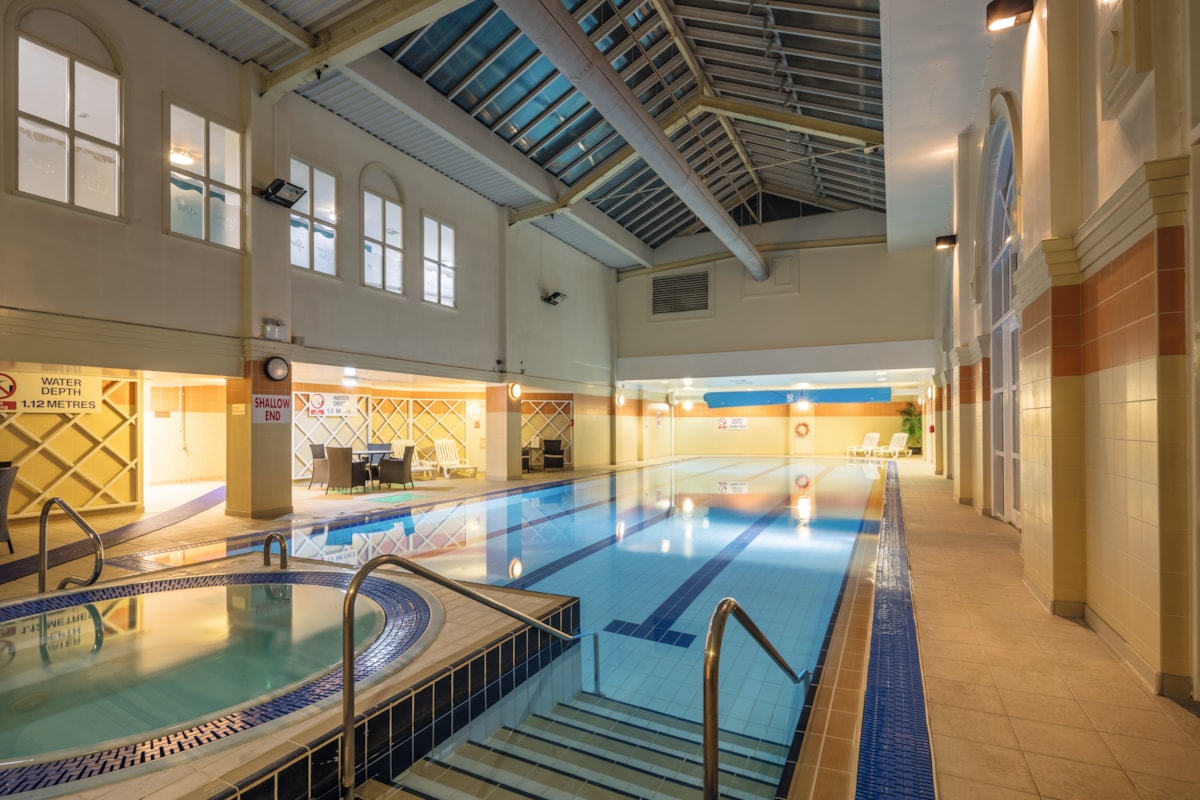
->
[129,0,884,268]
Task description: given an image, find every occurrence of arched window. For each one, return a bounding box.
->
[361,165,404,294]
[14,8,121,215]
[983,112,1020,527]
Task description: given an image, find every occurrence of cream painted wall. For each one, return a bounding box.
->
[675,418,790,455]
[1,1,247,358]
[572,414,611,468]
[506,225,616,388]
[145,411,225,483]
[616,244,934,358]
[642,404,673,460]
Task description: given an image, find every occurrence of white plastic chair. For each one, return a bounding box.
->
[433,438,478,478]
[872,433,911,458]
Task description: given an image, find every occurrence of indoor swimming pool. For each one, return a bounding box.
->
[139,457,885,775]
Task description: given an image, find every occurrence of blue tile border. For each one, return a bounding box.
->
[855,462,936,800]
[0,571,430,796]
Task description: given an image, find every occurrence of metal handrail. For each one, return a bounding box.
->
[703,597,808,800]
[38,498,105,593]
[340,554,601,800]
[262,532,289,569]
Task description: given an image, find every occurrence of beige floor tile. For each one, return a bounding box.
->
[1009,718,1119,767]
[935,775,1039,799]
[931,734,1037,794]
[1079,701,1194,745]
[1024,752,1139,800]
[983,647,1059,673]
[925,677,1008,715]
[1062,674,1160,711]
[921,637,989,665]
[923,657,998,687]
[1101,733,1200,783]
[989,665,1074,698]
[1126,770,1200,800]
[929,703,1020,748]
[999,689,1094,729]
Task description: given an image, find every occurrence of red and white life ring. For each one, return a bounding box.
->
[794,421,810,438]
[795,474,811,490]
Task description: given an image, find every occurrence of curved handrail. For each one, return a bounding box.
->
[38,498,105,592]
[703,597,808,800]
[262,532,289,569]
[340,554,601,799]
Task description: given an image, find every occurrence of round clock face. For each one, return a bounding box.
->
[264,356,290,381]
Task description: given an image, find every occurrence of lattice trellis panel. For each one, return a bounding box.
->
[370,396,411,451]
[522,399,573,466]
[292,393,372,480]
[410,399,468,465]
[0,378,140,518]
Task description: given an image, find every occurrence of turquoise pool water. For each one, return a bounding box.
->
[287,457,882,742]
[0,581,385,765]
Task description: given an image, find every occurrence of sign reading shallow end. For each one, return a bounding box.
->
[252,394,292,423]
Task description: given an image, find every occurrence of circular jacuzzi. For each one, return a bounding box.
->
[0,571,436,794]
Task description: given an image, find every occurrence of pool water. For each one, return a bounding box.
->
[287,457,882,743]
[0,581,385,764]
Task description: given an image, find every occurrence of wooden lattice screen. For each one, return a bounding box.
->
[0,378,140,519]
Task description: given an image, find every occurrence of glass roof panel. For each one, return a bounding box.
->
[427,14,517,95]
[393,0,491,76]
[452,36,539,112]
[501,76,575,146]
[477,56,557,134]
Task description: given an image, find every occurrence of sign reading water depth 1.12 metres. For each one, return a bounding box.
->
[0,371,101,413]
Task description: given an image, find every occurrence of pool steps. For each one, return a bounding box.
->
[372,692,787,799]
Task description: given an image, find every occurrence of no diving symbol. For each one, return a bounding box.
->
[0,373,15,399]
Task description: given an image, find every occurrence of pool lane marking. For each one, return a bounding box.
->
[602,463,839,648]
[603,501,791,648]
[506,461,790,592]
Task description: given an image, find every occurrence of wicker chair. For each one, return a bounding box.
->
[325,446,368,494]
[308,443,329,489]
[377,445,416,490]
[543,439,565,471]
[0,465,17,554]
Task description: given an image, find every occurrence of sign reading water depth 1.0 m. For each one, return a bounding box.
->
[0,371,101,413]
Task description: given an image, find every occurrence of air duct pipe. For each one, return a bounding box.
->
[494,0,769,282]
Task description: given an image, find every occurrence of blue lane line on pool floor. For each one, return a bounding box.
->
[855,462,935,800]
[603,503,787,649]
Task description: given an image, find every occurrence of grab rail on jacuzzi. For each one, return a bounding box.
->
[38,498,106,592]
[262,531,289,569]
[702,597,809,800]
[341,554,602,800]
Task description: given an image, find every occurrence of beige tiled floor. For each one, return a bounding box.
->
[4,460,1199,798]
[899,465,1200,799]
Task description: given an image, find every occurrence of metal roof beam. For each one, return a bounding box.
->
[695,95,881,145]
[260,0,476,102]
[225,0,316,48]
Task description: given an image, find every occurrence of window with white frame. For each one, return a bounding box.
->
[422,215,455,307]
[167,104,242,248]
[17,35,121,215]
[363,191,403,293]
[289,158,337,275]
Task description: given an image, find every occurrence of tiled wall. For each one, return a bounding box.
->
[1022,225,1188,685]
[1080,228,1188,681]
[231,598,581,799]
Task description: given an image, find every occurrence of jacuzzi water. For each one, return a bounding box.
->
[0,580,384,764]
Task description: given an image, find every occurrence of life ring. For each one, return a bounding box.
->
[795,474,810,490]
[794,421,810,438]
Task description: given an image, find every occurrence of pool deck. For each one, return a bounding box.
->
[3,459,1199,798]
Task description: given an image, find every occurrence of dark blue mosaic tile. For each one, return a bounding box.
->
[854,463,935,800]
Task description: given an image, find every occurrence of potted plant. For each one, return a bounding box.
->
[898,401,922,455]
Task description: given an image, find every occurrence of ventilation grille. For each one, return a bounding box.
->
[652,272,709,314]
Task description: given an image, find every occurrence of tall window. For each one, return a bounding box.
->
[17,35,120,214]
[289,159,337,275]
[168,104,242,248]
[986,122,1020,527]
[423,215,455,307]
[363,191,403,293]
